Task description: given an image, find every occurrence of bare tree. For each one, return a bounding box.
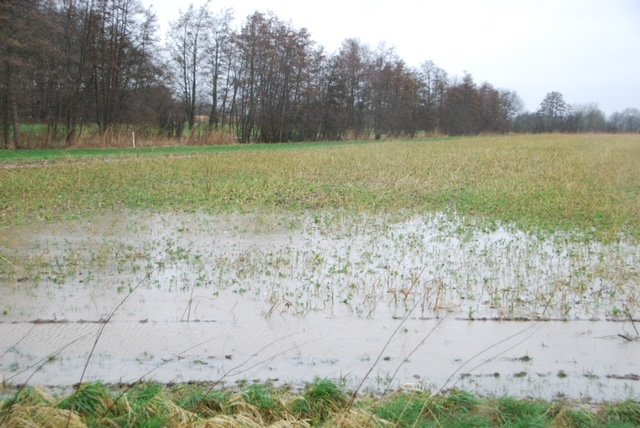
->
[324,39,370,139]
[569,103,606,133]
[499,90,524,127]
[203,8,233,129]
[0,2,18,148]
[418,61,448,133]
[90,0,159,133]
[233,12,319,142]
[168,2,211,130]
[608,108,640,133]
[441,73,481,135]
[536,91,569,132]
[0,1,38,148]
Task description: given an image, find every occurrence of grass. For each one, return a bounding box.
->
[292,379,347,423]
[1,134,639,241]
[0,139,376,162]
[1,381,639,427]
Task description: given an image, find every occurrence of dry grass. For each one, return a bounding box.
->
[1,383,638,427]
[14,125,236,149]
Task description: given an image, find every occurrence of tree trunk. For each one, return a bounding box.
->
[2,59,16,149]
[10,94,19,148]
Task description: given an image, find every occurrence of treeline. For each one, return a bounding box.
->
[1,1,639,148]
[1,0,168,148]
[513,92,640,134]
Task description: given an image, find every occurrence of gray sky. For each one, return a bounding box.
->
[144,0,640,114]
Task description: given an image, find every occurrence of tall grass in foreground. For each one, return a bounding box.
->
[1,381,639,427]
[1,134,639,241]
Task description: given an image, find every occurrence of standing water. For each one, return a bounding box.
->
[1,211,638,401]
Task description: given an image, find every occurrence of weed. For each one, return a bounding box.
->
[603,400,640,426]
[172,385,229,417]
[292,378,347,424]
[57,382,111,416]
[493,396,551,426]
[111,383,179,427]
[1,386,53,409]
[376,390,487,427]
[241,383,282,419]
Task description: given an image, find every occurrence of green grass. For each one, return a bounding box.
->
[292,378,347,424]
[0,139,377,162]
[57,382,112,417]
[1,134,639,241]
[1,382,638,427]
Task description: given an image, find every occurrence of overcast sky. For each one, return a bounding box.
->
[143,0,640,114]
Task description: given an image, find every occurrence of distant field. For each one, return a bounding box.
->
[0,139,374,162]
[1,133,639,240]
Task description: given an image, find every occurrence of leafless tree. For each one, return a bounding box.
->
[203,8,233,129]
[536,91,569,132]
[4,3,621,149]
[418,61,448,133]
[570,103,606,132]
[168,2,211,130]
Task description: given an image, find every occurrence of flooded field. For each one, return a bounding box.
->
[1,211,639,401]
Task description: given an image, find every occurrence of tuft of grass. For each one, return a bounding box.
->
[603,400,640,426]
[1,386,54,409]
[1,405,86,428]
[93,382,185,428]
[124,383,168,421]
[491,396,552,427]
[0,387,82,428]
[375,391,429,426]
[239,383,283,421]
[552,406,598,428]
[57,382,112,417]
[376,390,488,427]
[171,384,230,417]
[292,378,347,424]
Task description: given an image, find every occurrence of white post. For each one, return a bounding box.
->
[132,131,136,148]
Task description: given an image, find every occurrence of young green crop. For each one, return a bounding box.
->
[1,134,639,241]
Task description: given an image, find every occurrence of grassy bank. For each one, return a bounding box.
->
[1,381,639,427]
[1,134,639,240]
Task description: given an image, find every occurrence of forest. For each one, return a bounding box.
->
[1,0,639,149]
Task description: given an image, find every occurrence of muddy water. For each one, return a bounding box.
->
[1,211,639,401]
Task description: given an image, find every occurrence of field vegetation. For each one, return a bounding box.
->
[2,134,639,241]
[2,380,640,427]
[2,133,640,427]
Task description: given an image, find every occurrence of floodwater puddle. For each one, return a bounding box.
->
[1,211,639,401]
